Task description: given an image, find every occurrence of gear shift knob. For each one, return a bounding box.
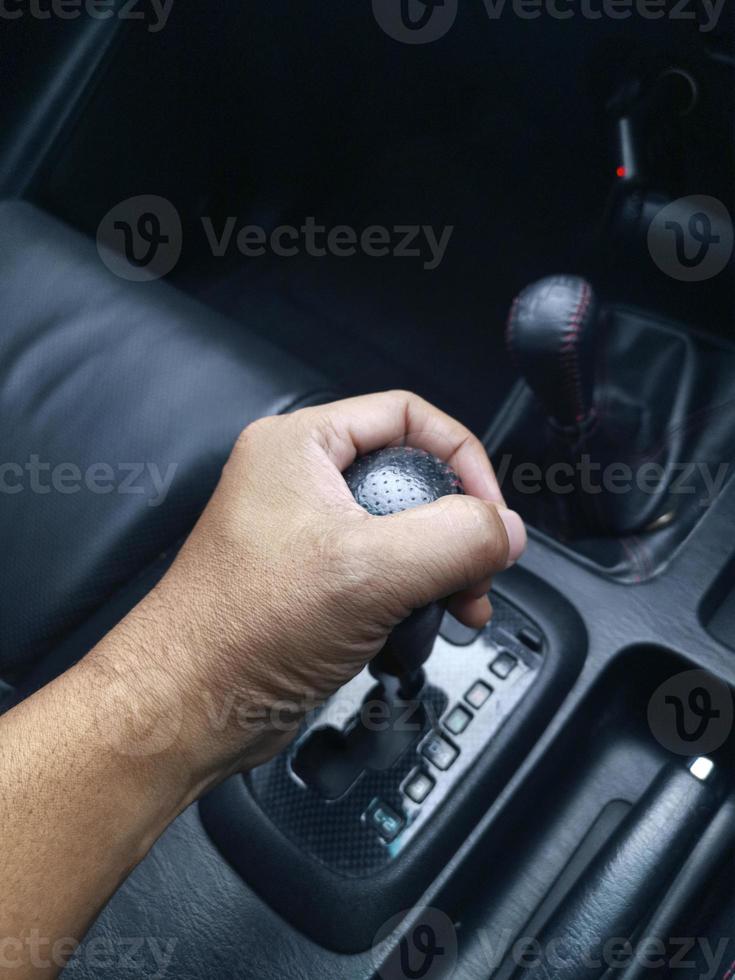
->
[343,446,463,694]
[506,275,598,428]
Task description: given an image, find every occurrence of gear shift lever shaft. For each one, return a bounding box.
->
[343,446,463,695]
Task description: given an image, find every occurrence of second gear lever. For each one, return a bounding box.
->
[506,274,599,429]
[343,446,463,695]
[499,273,700,542]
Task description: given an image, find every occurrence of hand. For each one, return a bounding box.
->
[1,391,526,977]
[91,390,526,799]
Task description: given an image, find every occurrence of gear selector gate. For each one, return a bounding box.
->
[201,447,586,951]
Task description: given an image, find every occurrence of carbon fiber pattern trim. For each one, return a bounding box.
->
[246,595,544,877]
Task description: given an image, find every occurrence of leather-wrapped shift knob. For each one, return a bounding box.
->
[343,447,463,692]
[506,275,598,428]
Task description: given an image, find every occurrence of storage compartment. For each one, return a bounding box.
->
[411,647,735,978]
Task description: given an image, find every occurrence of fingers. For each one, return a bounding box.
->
[449,575,494,628]
[448,593,493,630]
[354,494,526,614]
[307,390,505,504]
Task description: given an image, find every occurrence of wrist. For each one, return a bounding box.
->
[77,618,216,819]
[81,590,278,807]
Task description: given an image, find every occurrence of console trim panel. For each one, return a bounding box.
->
[200,567,587,952]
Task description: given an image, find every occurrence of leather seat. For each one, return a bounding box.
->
[0,200,329,683]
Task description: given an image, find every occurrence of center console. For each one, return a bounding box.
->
[201,449,585,950]
[201,279,734,968]
[488,275,735,582]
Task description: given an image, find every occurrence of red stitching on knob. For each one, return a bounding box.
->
[560,280,592,423]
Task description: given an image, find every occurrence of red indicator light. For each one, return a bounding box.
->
[616,166,627,178]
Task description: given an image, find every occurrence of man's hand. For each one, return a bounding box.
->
[112,390,526,787]
[0,391,524,978]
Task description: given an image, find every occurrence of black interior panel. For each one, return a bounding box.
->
[16,2,732,431]
[2,3,733,978]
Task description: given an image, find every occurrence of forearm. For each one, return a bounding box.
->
[0,393,522,978]
[0,613,199,980]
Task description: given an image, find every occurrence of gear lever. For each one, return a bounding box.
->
[507,274,599,429]
[502,274,687,539]
[343,446,463,696]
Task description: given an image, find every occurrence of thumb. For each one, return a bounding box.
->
[354,494,526,613]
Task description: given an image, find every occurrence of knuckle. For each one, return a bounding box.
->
[385,387,416,401]
[385,387,423,420]
[312,411,348,458]
[461,498,508,571]
[233,415,278,454]
[316,521,358,580]
[331,520,379,591]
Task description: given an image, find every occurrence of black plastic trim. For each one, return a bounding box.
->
[199,565,587,952]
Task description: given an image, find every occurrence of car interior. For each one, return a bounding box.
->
[2,2,734,977]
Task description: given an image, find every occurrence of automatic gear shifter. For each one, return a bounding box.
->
[287,447,467,801]
[343,446,463,696]
[201,435,559,946]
